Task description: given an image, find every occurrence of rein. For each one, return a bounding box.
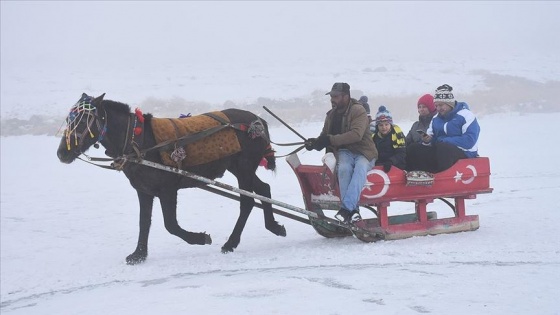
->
[271,143,306,158]
[261,105,308,157]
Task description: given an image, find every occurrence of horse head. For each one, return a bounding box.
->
[57,93,106,164]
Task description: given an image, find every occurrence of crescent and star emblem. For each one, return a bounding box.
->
[454,164,477,184]
[362,169,390,198]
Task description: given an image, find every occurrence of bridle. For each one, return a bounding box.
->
[63,96,107,155]
[63,95,146,170]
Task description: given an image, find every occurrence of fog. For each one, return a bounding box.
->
[1,1,559,122]
[2,1,560,63]
[3,2,558,67]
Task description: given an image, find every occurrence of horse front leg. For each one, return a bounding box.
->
[159,190,212,246]
[126,190,154,265]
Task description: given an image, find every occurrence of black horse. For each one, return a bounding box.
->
[57,93,286,264]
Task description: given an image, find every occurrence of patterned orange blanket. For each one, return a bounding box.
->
[151,112,241,167]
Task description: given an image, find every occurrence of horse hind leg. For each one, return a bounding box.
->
[221,192,253,253]
[159,191,212,246]
[252,175,286,237]
[221,171,286,254]
[221,159,260,253]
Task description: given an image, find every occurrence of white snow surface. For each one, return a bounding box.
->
[2,2,560,314]
[1,113,559,315]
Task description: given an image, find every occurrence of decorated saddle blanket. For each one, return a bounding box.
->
[151,111,241,167]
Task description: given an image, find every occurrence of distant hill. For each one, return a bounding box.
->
[1,72,558,137]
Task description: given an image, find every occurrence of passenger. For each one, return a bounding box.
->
[405,94,436,145]
[305,82,378,224]
[406,84,480,173]
[358,95,372,123]
[372,106,406,172]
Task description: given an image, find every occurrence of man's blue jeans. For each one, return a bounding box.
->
[336,149,376,212]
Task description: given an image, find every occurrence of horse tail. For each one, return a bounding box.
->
[258,117,276,171]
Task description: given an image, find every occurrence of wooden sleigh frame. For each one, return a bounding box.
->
[287,154,493,241]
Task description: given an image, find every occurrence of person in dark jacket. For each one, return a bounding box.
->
[305,82,378,224]
[372,106,406,172]
[358,95,372,123]
[406,84,480,173]
[405,94,436,145]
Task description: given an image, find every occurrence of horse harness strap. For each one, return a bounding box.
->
[166,118,184,168]
[202,112,255,134]
[88,112,138,170]
[130,109,145,157]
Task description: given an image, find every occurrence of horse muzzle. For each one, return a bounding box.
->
[57,144,79,164]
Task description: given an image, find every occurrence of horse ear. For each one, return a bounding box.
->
[92,93,106,105]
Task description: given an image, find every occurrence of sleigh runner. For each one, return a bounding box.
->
[287,154,493,241]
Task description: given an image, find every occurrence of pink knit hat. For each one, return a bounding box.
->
[417,94,435,113]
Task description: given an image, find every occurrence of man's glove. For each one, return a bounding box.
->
[314,134,330,151]
[305,134,330,151]
[305,138,317,151]
[382,161,392,173]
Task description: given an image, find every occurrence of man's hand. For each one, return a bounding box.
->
[314,134,330,150]
[305,134,330,151]
[305,138,317,151]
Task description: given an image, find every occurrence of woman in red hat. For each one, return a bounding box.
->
[405,94,436,145]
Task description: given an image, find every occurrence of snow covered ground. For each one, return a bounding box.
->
[1,112,559,315]
[2,2,559,314]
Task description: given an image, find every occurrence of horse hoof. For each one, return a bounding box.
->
[221,245,235,254]
[222,242,235,254]
[126,253,147,265]
[267,223,287,237]
[278,225,287,237]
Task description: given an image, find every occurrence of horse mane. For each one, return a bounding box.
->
[101,100,133,114]
[101,99,154,120]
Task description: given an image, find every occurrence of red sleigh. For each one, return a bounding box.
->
[287,154,493,241]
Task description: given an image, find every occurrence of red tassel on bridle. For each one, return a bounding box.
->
[134,108,144,135]
[135,108,144,123]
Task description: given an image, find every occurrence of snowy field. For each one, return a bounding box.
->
[2,2,559,314]
[1,112,559,315]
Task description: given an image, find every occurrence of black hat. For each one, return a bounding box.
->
[326,82,350,96]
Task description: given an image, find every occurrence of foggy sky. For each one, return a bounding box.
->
[2,1,559,71]
[1,1,559,119]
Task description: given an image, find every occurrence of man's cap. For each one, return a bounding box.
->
[326,82,350,96]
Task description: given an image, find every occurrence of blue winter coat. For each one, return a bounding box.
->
[427,102,480,158]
